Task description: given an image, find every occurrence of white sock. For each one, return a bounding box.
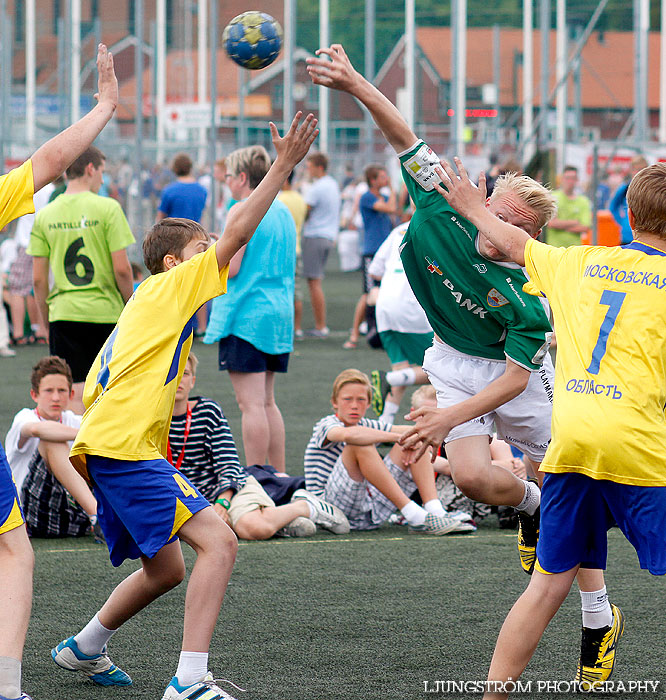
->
[304,501,317,520]
[379,400,400,425]
[0,656,21,699]
[400,500,427,526]
[74,613,117,656]
[514,479,540,516]
[424,499,446,517]
[386,367,417,387]
[176,651,209,687]
[580,587,613,629]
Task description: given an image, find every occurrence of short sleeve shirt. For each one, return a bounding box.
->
[159,181,208,223]
[0,160,35,230]
[28,192,135,323]
[360,191,392,255]
[398,141,552,370]
[545,190,592,248]
[302,175,341,241]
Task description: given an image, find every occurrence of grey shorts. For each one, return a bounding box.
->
[301,236,334,280]
[323,453,416,530]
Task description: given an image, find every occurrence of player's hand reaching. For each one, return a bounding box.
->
[93,44,118,112]
[399,405,456,463]
[306,44,360,93]
[270,112,319,170]
[433,157,487,221]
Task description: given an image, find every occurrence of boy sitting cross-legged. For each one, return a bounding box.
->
[50,112,318,700]
[171,351,349,539]
[304,369,475,534]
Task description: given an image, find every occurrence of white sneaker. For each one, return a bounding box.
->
[162,672,245,700]
[408,512,476,535]
[0,346,16,357]
[276,516,316,537]
[51,636,132,686]
[291,489,350,534]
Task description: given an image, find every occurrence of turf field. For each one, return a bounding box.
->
[2,262,665,700]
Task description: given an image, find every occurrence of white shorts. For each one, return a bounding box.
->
[323,453,416,530]
[423,339,553,462]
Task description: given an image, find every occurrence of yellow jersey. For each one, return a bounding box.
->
[0,160,34,228]
[71,244,228,478]
[524,238,666,486]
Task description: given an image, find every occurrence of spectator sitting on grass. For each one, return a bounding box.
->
[304,368,476,535]
[169,351,349,539]
[4,356,102,539]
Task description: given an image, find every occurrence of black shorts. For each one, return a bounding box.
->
[362,254,381,294]
[49,320,117,383]
[218,335,289,373]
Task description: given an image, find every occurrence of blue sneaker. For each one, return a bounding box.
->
[51,636,132,686]
[162,673,244,700]
[0,694,33,699]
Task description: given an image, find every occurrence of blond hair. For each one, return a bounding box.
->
[331,369,372,402]
[186,351,199,373]
[410,384,436,410]
[626,163,666,239]
[490,172,558,230]
[224,145,271,189]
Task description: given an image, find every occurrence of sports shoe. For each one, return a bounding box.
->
[162,672,245,700]
[51,636,132,686]
[276,516,316,537]
[370,369,391,417]
[448,509,476,525]
[89,515,106,544]
[516,478,540,575]
[408,512,476,535]
[0,346,16,357]
[574,605,624,690]
[304,326,329,338]
[290,489,350,534]
[0,694,33,699]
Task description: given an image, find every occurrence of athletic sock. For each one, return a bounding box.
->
[401,500,427,526]
[386,368,417,387]
[176,651,209,687]
[580,587,613,629]
[379,400,400,425]
[423,499,446,517]
[304,501,317,520]
[0,656,21,700]
[514,479,541,516]
[74,613,117,656]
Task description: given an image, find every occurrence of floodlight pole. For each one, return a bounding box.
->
[71,0,81,123]
[538,0,550,148]
[405,0,415,131]
[156,0,166,161]
[0,0,7,169]
[633,0,649,145]
[319,0,330,153]
[198,0,208,163]
[364,0,375,156]
[283,0,295,134]
[451,0,467,156]
[555,0,566,173]
[135,0,144,220]
[522,1,535,164]
[209,0,218,226]
[26,0,36,148]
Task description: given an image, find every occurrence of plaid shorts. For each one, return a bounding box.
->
[323,453,416,530]
[8,247,33,296]
[21,451,91,538]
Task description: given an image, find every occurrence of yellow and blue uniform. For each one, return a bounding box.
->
[0,160,34,534]
[70,244,228,566]
[524,238,666,575]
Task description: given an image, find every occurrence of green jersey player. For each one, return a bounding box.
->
[307,43,617,686]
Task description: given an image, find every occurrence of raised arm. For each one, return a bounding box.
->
[434,158,531,266]
[31,44,118,192]
[214,112,318,271]
[307,44,417,154]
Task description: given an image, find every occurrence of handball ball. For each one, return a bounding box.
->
[223,11,283,70]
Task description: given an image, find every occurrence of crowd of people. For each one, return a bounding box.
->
[0,40,665,700]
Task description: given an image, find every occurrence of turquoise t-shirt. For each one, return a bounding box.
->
[204,199,297,355]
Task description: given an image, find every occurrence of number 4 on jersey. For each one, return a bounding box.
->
[586,289,626,375]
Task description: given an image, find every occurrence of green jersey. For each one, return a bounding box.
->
[398,141,552,370]
[545,189,591,248]
[28,191,135,323]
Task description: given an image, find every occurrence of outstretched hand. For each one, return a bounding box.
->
[398,405,455,464]
[270,112,319,169]
[306,44,360,93]
[93,44,118,111]
[432,157,487,221]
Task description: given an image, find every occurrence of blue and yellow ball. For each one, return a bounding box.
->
[223,11,283,70]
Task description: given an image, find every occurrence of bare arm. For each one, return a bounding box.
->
[400,358,531,462]
[155,210,166,222]
[326,424,399,446]
[434,158,531,266]
[307,45,417,154]
[19,420,78,447]
[111,249,133,303]
[372,188,397,214]
[32,256,50,334]
[31,45,118,192]
[227,244,246,278]
[214,112,319,271]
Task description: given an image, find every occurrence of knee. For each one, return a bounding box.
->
[208,519,239,564]
[150,559,186,594]
[452,468,487,501]
[234,513,274,541]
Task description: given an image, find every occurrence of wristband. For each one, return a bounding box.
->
[215,497,231,510]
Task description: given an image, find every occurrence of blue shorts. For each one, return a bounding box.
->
[0,443,25,535]
[218,335,289,373]
[536,472,666,576]
[88,455,210,567]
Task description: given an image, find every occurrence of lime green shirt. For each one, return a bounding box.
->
[28,192,135,323]
[545,190,592,248]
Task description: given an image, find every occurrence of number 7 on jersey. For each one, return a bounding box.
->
[586,289,626,375]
